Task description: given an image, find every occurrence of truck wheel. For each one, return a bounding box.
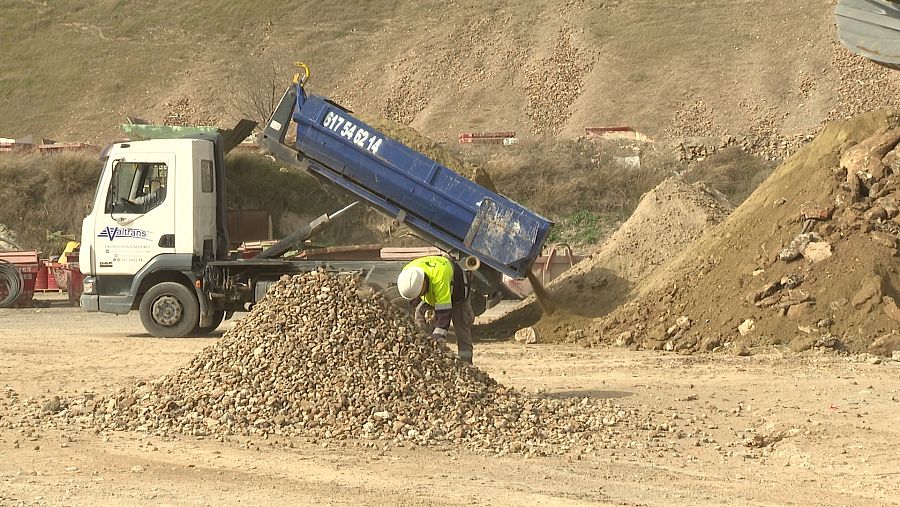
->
[193,310,225,335]
[139,282,200,338]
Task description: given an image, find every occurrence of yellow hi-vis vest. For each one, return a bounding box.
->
[404,256,455,311]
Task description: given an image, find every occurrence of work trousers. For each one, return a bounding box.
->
[451,297,475,364]
[421,297,475,364]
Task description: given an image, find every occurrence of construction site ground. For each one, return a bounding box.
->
[1,299,897,506]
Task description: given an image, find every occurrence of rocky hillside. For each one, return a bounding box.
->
[1,0,898,148]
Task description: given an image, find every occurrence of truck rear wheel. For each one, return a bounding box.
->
[139,282,200,338]
[193,310,225,335]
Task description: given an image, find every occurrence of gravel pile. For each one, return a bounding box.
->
[380,73,429,126]
[830,43,900,122]
[13,271,671,456]
[666,98,815,164]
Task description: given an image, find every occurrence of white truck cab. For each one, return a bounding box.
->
[80,137,224,336]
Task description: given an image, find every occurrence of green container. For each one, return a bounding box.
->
[121,124,220,140]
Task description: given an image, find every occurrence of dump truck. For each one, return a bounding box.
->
[835,0,900,70]
[79,65,553,337]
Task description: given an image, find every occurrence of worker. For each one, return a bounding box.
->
[127,181,166,210]
[397,255,474,364]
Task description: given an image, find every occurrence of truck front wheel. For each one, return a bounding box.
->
[139,282,200,338]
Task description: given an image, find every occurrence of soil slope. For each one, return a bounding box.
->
[478,177,733,340]
[588,110,900,355]
[1,1,898,149]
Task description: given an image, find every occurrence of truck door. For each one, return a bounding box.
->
[93,155,176,276]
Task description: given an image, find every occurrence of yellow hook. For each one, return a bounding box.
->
[292,62,311,85]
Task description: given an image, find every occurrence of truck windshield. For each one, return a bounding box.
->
[105,161,169,214]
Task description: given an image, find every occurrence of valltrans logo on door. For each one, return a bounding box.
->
[97,226,151,241]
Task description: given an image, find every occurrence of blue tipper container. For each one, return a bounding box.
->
[290,83,552,279]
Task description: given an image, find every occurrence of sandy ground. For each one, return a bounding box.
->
[0,296,898,506]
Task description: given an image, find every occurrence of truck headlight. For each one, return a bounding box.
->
[82,276,96,294]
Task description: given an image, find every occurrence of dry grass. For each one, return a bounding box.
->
[226,152,386,246]
[453,140,672,247]
[0,152,100,255]
[0,151,385,255]
[225,152,326,233]
[0,144,768,256]
[465,140,669,217]
[682,147,776,206]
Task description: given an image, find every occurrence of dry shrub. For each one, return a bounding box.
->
[225,153,344,237]
[0,152,100,255]
[460,139,670,219]
[45,151,102,234]
[225,152,327,236]
[224,152,383,246]
[682,146,776,205]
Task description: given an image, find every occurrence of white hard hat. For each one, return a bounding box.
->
[397,266,426,300]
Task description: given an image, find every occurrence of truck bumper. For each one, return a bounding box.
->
[98,296,133,314]
[80,294,132,314]
[80,294,99,312]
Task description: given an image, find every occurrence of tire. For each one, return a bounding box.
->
[139,282,200,338]
[193,310,225,335]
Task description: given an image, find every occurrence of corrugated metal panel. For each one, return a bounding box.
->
[836,0,900,70]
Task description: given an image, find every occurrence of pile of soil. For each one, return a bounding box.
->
[478,177,733,341]
[585,110,900,356]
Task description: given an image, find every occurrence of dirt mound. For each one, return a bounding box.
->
[18,271,669,456]
[561,177,733,285]
[586,110,900,355]
[478,177,733,341]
